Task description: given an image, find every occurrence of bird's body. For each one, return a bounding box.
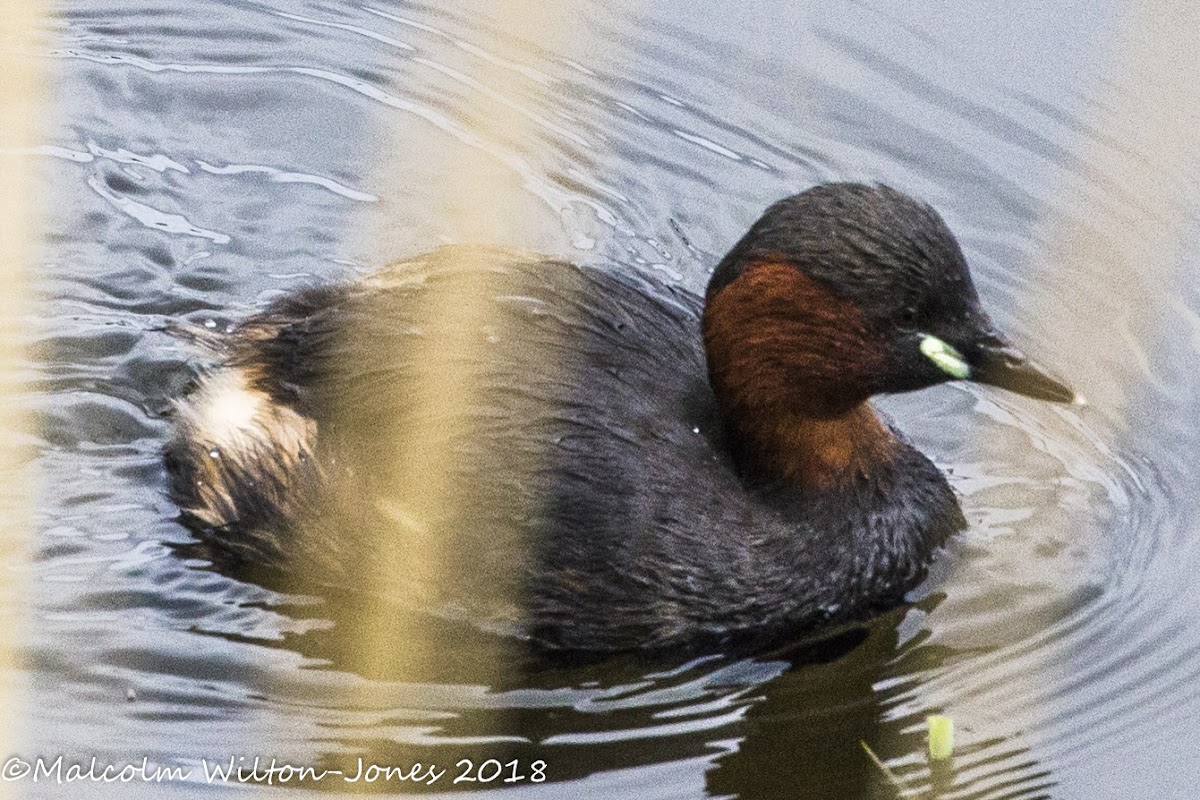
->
[167,184,1072,653]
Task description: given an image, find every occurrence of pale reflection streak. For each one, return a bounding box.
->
[1022,0,1200,773]
[1034,5,1200,418]
[0,0,43,793]
[325,0,587,776]
[918,0,1200,791]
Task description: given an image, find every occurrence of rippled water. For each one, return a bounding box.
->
[16,0,1200,797]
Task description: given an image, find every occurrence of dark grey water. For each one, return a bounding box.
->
[16,0,1200,797]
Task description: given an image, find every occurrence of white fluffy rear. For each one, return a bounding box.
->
[170,366,317,528]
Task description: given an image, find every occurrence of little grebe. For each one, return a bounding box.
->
[167,183,1074,653]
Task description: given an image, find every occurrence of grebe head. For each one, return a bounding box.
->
[702,183,1073,482]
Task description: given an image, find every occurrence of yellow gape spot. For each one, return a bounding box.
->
[919,334,970,379]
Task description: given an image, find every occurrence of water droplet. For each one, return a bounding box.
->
[692,426,700,434]
[208,449,220,459]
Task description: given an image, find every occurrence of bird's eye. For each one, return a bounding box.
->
[896,306,920,330]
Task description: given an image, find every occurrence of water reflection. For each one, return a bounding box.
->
[185,571,888,797]
[175,574,1060,799]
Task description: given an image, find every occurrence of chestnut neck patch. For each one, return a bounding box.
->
[702,260,897,488]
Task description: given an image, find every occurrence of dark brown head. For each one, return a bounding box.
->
[703,183,1073,484]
